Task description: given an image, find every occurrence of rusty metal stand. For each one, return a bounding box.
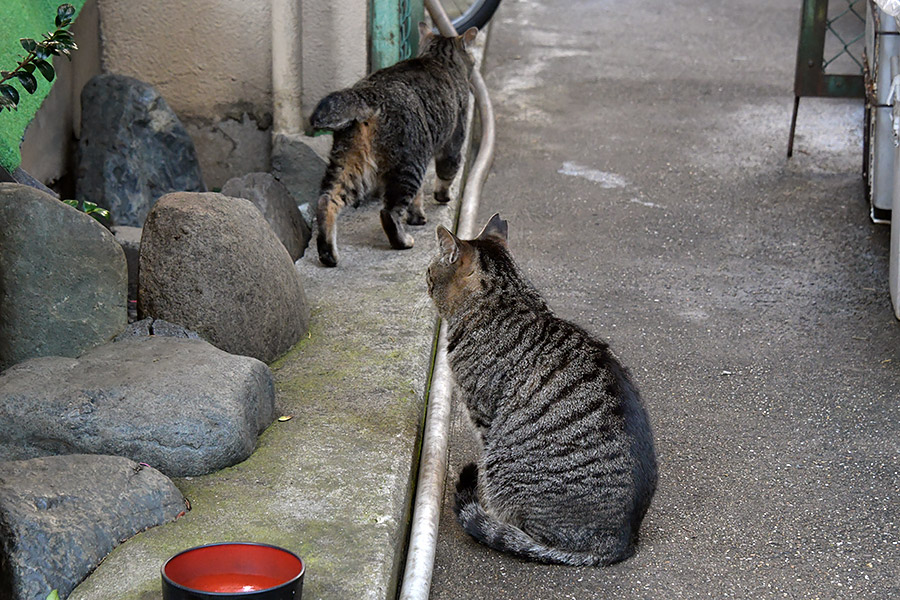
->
[788,95,802,157]
[789,0,866,157]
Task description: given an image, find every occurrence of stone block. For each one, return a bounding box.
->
[0,454,185,600]
[138,192,309,363]
[76,74,206,227]
[221,172,311,261]
[0,183,127,372]
[0,337,276,476]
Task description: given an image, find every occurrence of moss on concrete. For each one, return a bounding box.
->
[69,200,456,600]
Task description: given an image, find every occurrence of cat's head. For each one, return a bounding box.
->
[426,213,509,317]
[417,22,478,74]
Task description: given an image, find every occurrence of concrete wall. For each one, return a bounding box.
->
[19,0,369,190]
[96,0,368,188]
[300,2,368,119]
[97,0,274,188]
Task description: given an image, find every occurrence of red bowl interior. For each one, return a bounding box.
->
[163,543,303,594]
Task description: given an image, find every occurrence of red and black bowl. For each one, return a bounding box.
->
[161,542,304,600]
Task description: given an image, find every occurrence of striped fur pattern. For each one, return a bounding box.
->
[426,215,658,566]
[310,23,477,267]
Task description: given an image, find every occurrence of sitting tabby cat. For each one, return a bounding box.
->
[309,23,478,267]
[426,214,658,566]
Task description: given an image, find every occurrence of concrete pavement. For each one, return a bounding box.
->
[68,33,489,600]
[430,0,899,599]
[68,197,454,600]
[62,2,900,598]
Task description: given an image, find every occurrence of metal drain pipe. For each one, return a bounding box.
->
[398,2,495,599]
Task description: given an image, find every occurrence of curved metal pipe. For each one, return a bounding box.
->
[398,3,495,599]
[457,66,494,238]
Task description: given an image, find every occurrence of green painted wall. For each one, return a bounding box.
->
[0,0,87,173]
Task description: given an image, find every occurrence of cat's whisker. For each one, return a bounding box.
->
[410,292,436,322]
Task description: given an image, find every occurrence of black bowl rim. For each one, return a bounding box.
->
[161,541,305,597]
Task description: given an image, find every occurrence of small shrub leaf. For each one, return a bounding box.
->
[85,204,110,221]
[0,84,20,105]
[20,38,37,53]
[16,72,38,94]
[56,4,76,28]
[61,200,110,221]
[34,59,54,82]
[52,31,74,44]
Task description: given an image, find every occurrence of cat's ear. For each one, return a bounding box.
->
[461,27,478,47]
[436,225,461,263]
[419,22,435,44]
[476,213,508,245]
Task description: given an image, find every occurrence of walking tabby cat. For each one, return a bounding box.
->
[310,23,477,267]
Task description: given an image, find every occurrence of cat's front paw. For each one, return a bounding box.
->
[317,235,339,267]
[407,209,427,226]
[433,189,452,204]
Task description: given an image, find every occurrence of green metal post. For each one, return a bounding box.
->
[788,0,866,156]
[371,0,402,71]
[371,0,423,71]
[794,0,829,96]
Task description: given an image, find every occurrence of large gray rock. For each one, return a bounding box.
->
[221,172,311,261]
[0,454,185,600]
[0,183,127,372]
[76,74,206,227]
[0,337,276,476]
[139,192,310,363]
[271,132,328,209]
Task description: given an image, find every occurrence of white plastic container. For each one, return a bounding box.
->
[889,55,900,318]
[867,3,900,218]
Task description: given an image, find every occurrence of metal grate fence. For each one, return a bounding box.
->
[822,0,866,73]
[400,0,414,60]
[788,0,867,156]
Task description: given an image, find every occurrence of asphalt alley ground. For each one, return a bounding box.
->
[428,1,900,598]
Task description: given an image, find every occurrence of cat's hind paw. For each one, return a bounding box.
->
[381,209,415,249]
[453,462,480,514]
[317,235,339,267]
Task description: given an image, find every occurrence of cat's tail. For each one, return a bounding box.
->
[453,463,628,567]
[309,90,375,131]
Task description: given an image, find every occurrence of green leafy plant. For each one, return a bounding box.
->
[63,198,110,222]
[0,4,78,112]
[46,591,60,600]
